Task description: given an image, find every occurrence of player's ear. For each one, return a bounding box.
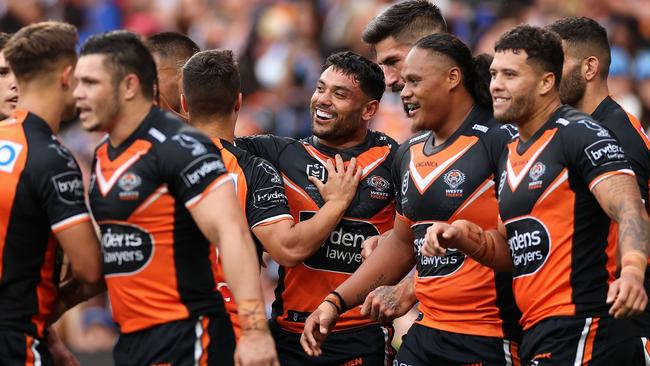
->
[122,73,140,100]
[583,56,599,82]
[180,93,188,114]
[234,93,242,113]
[448,66,462,91]
[539,71,556,96]
[361,99,379,122]
[61,64,74,89]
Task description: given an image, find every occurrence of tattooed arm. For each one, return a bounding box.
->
[592,173,650,318]
[300,216,415,357]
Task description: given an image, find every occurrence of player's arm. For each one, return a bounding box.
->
[55,221,103,285]
[591,173,650,318]
[189,179,278,366]
[300,216,415,357]
[422,219,512,272]
[253,154,361,267]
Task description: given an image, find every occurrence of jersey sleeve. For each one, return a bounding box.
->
[234,135,291,165]
[160,129,230,208]
[32,143,90,233]
[561,119,634,191]
[245,157,293,229]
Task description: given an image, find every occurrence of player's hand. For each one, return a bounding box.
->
[310,154,362,208]
[607,269,648,318]
[235,331,280,366]
[360,280,416,323]
[47,328,80,366]
[361,235,380,259]
[300,301,339,357]
[423,223,461,257]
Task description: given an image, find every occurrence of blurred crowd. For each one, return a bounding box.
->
[3,0,650,358]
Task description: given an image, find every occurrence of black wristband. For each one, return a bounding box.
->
[330,291,348,312]
[323,299,342,314]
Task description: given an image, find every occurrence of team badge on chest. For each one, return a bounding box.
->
[444,169,465,197]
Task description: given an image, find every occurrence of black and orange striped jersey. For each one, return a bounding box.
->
[394,107,522,340]
[211,138,293,339]
[236,131,397,333]
[0,110,91,338]
[89,108,231,334]
[591,96,650,334]
[497,105,633,330]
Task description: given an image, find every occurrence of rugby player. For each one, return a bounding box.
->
[0,21,102,363]
[72,31,278,366]
[148,31,199,121]
[301,33,522,366]
[424,25,650,365]
[0,32,18,119]
[548,16,650,365]
[236,51,397,365]
[358,0,448,324]
[181,49,360,339]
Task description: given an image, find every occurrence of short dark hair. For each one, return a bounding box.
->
[548,16,611,79]
[415,33,493,110]
[322,51,385,102]
[0,33,11,50]
[148,32,200,68]
[182,49,240,119]
[495,25,564,89]
[4,21,77,81]
[80,30,157,99]
[362,0,447,45]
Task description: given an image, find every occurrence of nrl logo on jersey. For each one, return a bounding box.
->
[258,160,282,184]
[578,119,610,138]
[306,163,326,182]
[118,172,141,200]
[172,133,207,156]
[48,142,77,169]
[498,171,507,196]
[528,162,545,190]
[443,169,465,197]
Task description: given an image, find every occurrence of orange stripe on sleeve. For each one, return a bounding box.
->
[250,214,294,229]
[24,336,34,366]
[185,174,233,209]
[51,213,91,234]
[511,341,521,366]
[588,170,636,191]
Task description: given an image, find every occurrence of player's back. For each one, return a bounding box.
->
[0,110,89,338]
[89,108,231,334]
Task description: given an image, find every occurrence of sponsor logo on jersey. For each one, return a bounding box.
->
[253,186,288,209]
[409,132,430,144]
[584,139,626,167]
[505,216,551,278]
[444,169,465,197]
[0,140,23,173]
[101,222,154,277]
[472,124,489,133]
[180,154,225,187]
[258,160,282,184]
[528,162,545,189]
[300,212,379,274]
[412,224,466,277]
[578,119,610,137]
[52,171,84,204]
[118,172,141,200]
[172,133,207,156]
[306,163,326,182]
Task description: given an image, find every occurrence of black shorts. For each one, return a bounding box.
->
[270,321,395,366]
[520,316,622,365]
[394,323,520,366]
[0,329,52,366]
[113,314,235,366]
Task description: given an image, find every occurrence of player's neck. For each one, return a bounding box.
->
[317,126,369,150]
[518,96,562,141]
[190,115,236,143]
[432,95,474,146]
[15,84,64,133]
[108,99,153,147]
[576,82,609,115]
